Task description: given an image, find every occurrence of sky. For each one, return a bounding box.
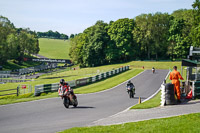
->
[0,0,195,35]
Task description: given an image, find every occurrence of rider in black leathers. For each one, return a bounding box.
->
[126,80,135,92]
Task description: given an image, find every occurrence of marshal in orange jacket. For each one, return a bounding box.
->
[170,69,184,100]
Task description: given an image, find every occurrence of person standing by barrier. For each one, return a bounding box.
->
[170,66,184,103]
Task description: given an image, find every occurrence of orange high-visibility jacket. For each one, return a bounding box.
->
[170,70,184,82]
[170,69,184,100]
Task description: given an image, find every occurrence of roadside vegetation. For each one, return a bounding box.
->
[59,113,200,133]
[131,91,162,109]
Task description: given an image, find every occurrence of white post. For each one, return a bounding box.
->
[160,84,166,106]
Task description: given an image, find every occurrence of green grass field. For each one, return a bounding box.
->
[59,113,200,133]
[38,38,71,59]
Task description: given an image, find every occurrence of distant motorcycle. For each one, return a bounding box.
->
[152,67,155,74]
[59,86,78,108]
[127,85,135,98]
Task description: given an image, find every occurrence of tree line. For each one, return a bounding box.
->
[0,16,39,65]
[37,30,68,40]
[37,30,77,40]
[69,0,200,67]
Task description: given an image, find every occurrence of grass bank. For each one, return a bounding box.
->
[59,113,200,133]
[39,38,71,59]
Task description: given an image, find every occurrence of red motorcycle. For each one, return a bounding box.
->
[58,86,78,108]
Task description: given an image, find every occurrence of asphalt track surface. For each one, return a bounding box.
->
[0,69,168,133]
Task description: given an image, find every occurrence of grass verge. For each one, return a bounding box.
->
[131,91,161,109]
[59,113,200,133]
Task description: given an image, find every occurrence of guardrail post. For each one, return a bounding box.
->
[17,86,19,96]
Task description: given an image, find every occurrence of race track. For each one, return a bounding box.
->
[0,70,169,133]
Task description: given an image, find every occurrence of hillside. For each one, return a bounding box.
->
[38,38,71,59]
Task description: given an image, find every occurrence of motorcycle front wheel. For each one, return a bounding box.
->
[63,97,69,108]
[129,91,133,98]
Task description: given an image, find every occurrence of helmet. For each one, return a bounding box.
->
[60,79,65,85]
[128,80,131,84]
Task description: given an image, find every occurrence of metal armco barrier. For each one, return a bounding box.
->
[34,66,129,96]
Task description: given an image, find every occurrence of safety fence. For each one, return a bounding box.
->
[0,84,32,97]
[0,88,18,96]
[34,66,129,96]
[0,78,31,83]
[0,63,58,78]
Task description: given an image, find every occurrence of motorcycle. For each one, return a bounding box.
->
[152,68,155,74]
[127,85,135,98]
[59,86,78,108]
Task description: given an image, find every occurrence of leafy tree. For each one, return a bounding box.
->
[0,16,15,64]
[108,18,136,61]
[133,13,171,60]
[37,30,68,39]
[171,9,194,58]
[0,16,40,64]
[150,13,171,60]
[70,34,75,39]
[70,20,110,67]
[191,0,200,47]
[69,33,86,65]
[168,18,185,59]
[133,14,153,59]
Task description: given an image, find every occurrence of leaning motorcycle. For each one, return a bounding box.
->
[127,86,135,98]
[59,87,78,108]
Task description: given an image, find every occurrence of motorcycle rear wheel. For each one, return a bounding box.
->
[73,98,78,107]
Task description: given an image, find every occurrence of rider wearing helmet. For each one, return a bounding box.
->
[126,80,134,91]
[58,79,73,96]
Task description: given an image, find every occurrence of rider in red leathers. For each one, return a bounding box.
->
[58,79,75,98]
